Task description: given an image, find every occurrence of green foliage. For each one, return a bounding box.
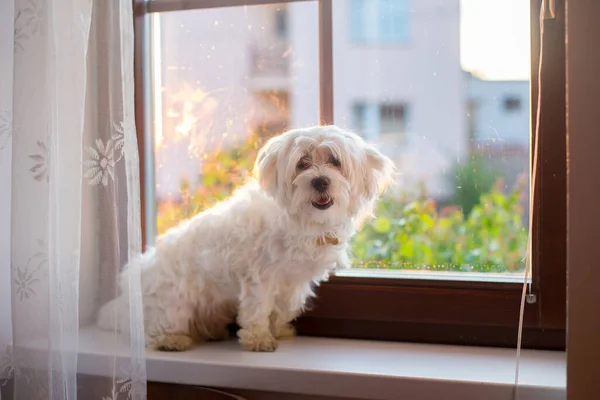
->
[156,134,264,235]
[157,137,527,273]
[449,155,499,216]
[352,179,527,272]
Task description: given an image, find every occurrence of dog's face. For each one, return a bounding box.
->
[253,126,395,227]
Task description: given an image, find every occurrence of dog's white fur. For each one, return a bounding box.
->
[97,125,394,352]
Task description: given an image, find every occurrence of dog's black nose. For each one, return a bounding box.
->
[311,176,330,193]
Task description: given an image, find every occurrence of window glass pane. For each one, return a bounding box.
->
[334,0,531,277]
[153,3,319,235]
[151,0,531,281]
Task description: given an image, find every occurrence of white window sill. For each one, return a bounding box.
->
[73,327,565,400]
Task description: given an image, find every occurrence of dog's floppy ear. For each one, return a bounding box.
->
[361,144,395,200]
[253,135,283,197]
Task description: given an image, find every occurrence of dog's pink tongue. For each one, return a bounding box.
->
[315,196,330,205]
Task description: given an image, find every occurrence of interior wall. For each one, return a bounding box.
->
[565,1,600,399]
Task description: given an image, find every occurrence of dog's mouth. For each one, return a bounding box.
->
[312,195,333,210]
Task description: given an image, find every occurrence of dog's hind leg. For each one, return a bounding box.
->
[150,333,194,352]
[147,305,197,352]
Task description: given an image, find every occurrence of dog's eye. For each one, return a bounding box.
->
[330,157,341,167]
[297,159,311,170]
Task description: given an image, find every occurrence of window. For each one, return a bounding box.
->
[275,5,288,39]
[349,0,410,44]
[467,99,477,141]
[352,103,366,134]
[253,90,290,136]
[352,102,407,146]
[504,96,522,111]
[380,104,406,135]
[136,0,566,349]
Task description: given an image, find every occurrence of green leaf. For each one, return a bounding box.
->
[399,240,414,258]
[373,217,392,233]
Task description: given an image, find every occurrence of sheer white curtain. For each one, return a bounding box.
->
[1,0,147,399]
[0,0,15,396]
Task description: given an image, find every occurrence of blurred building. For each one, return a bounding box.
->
[466,72,530,195]
[155,0,528,204]
[466,73,529,147]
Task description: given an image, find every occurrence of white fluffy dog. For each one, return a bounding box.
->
[97,125,394,352]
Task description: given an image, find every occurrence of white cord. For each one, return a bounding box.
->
[513,1,547,398]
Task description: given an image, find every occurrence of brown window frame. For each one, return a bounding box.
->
[133,0,566,350]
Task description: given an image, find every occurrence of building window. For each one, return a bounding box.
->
[380,104,406,135]
[352,103,366,135]
[352,102,407,143]
[467,100,477,141]
[504,96,521,111]
[253,90,290,138]
[275,6,288,39]
[349,0,410,44]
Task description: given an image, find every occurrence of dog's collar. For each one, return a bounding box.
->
[316,235,339,246]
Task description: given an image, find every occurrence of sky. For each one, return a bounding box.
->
[460,0,531,81]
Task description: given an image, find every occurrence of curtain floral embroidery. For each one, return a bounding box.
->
[84,122,127,187]
[3,0,147,399]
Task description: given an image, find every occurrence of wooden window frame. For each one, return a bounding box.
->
[133,0,566,350]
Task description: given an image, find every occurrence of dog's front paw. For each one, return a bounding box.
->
[237,328,278,352]
[273,323,296,340]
